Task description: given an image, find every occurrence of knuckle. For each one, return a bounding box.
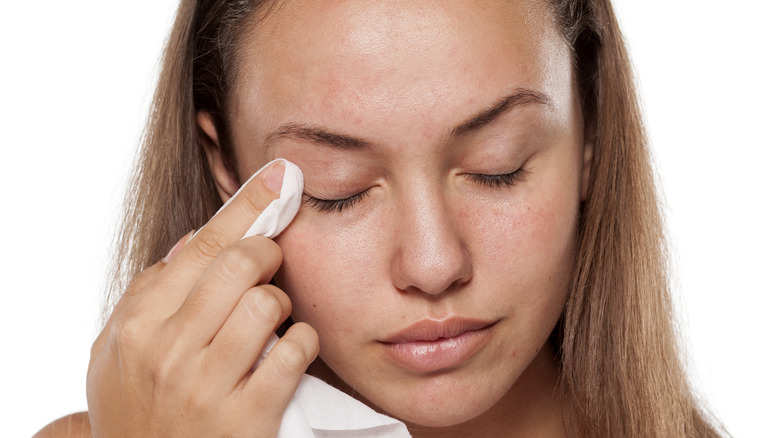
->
[190,227,228,262]
[259,284,292,316]
[244,287,285,324]
[270,339,309,378]
[89,336,104,360]
[239,236,284,273]
[111,315,146,352]
[242,184,276,217]
[266,240,284,269]
[218,245,261,280]
[291,322,320,359]
[124,264,160,296]
[247,236,283,265]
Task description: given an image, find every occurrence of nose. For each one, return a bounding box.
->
[390,185,473,297]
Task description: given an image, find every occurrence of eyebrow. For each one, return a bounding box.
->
[450,88,551,137]
[264,122,372,151]
[263,88,551,151]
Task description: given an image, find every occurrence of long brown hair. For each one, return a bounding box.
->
[552,1,725,436]
[108,0,727,436]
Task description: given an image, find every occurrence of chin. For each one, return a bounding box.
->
[309,357,507,428]
[387,392,512,435]
[397,405,491,429]
[372,372,517,429]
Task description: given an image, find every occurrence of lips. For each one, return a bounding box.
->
[380,318,496,373]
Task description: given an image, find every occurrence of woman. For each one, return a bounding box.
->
[37,0,726,436]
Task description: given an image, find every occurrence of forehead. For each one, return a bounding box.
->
[231,0,571,142]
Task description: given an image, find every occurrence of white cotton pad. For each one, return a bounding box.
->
[239,159,304,239]
[205,158,304,240]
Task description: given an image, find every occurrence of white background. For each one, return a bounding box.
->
[2,1,778,436]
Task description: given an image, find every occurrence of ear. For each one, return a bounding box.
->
[580,130,594,201]
[198,111,240,203]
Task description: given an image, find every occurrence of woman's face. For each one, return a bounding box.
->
[210,0,589,429]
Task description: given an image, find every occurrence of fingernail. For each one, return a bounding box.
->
[263,160,285,194]
[163,231,193,264]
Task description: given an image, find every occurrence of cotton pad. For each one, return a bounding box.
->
[195,158,304,241]
[242,159,304,239]
[205,158,304,240]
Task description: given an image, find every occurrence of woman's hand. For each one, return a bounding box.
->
[86,163,319,438]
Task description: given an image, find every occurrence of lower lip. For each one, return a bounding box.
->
[382,326,493,373]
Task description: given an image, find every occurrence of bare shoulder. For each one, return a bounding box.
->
[33,412,91,438]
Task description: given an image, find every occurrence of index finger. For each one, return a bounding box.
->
[160,158,301,295]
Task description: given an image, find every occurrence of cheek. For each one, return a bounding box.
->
[459,183,580,315]
[464,191,578,268]
[272,211,391,330]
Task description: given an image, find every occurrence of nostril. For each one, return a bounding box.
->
[391,239,473,297]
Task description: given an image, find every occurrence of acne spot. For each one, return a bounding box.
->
[312,304,318,308]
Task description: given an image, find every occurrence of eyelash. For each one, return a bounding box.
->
[466,166,528,188]
[305,166,527,213]
[304,189,371,213]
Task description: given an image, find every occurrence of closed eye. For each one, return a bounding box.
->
[304,188,371,213]
[466,167,528,188]
[304,167,526,213]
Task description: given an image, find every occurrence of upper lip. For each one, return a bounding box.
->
[381,317,496,343]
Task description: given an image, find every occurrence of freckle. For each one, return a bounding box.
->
[312,304,317,308]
